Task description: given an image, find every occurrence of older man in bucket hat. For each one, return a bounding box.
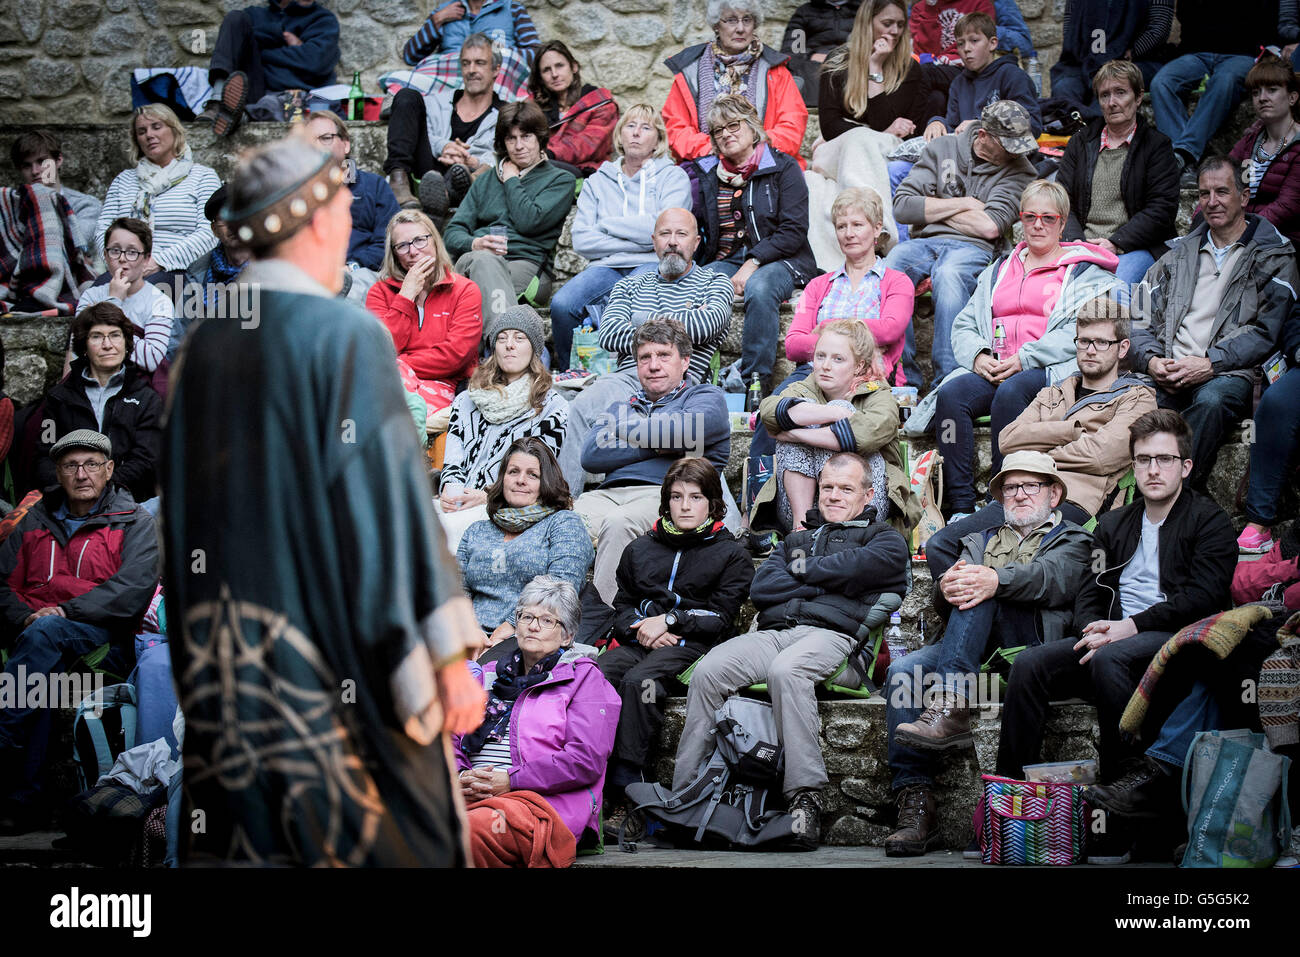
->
[882,449,1092,856]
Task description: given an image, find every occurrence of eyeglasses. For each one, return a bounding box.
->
[88,331,125,345]
[720,16,755,27]
[1019,212,1061,226]
[518,612,560,630]
[1074,337,1121,352]
[314,133,341,144]
[57,460,108,476]
[1001,481,1044,498]
[1134,454,1182,470]
[105,247,143,261]
[714,120,745,136]
[393,234,431,256]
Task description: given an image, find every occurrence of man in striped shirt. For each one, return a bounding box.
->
[403,0,540,69]
[557,207,736,498]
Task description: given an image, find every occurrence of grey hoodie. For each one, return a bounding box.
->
[569,155,692,269]
[892,123,1036,254]
[422,90,500,169]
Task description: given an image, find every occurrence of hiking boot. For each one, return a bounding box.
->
[418,170,450,221]
[885,785,940,856]
[445,163,473,206]
[211,70,247,138]
[388,169,420,210]
[1083,756,1175,819]
[603,804,645,845]
[196,101,220,127]
[787,788,821,852]
[894,691,972,751]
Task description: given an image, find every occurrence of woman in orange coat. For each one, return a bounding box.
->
[661,0,808,168]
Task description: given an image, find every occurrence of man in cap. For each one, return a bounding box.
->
[883,448,1091,856]
[886,99,1038,384]
[161,136,485,865]
[0,429,159,833]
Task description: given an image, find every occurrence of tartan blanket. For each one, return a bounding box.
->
[0,184,91,314]
[1119,605,1274,736]
[381,46,532,101]
[1260,610,1300,748]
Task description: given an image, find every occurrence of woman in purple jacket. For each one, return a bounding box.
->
[454,576,621,867]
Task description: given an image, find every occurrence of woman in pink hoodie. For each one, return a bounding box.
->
[935,179,1123,517]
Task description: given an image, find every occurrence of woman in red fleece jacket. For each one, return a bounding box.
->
[367,210,483,419]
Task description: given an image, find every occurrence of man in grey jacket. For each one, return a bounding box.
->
[383,33,503,215]
[1130,156,1299,491]
[884,450,1092,856]
[885,100,1038,385]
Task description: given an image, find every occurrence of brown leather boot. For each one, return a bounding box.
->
[387,169,420,209]
[894,690,972,750]
[885,785,941,857]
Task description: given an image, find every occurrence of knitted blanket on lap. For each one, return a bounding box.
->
[0,184,90,313]
[1260,611,1300,749]
[1119,605,1274,737]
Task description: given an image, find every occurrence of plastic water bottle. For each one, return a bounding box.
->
[886,612,907,664]
[745,373,762,413]
[992,319,1007,361]
[1025,56,1042,98]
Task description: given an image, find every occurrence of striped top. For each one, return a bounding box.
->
[95,162,221,272]
[75,281,174,373]
[402,1,540,66]
[439,386,568,492]
[468,736,512,770]
[598,263,737,384]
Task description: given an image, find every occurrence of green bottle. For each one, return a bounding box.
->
[347,71,365,121]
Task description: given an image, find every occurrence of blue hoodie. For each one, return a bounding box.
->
[247,0,339,92]
[569,156,692,270]
[933,54,1042,138]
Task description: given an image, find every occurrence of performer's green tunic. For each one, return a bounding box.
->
[162,259,468,866]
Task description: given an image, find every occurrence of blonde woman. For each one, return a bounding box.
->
[550,104,692,369]
[434,304,569,550]
[366,209,483,422]
[94,104,221,274]
[819,0,929,141]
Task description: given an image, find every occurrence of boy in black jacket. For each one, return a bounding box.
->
[997,410,1237,787]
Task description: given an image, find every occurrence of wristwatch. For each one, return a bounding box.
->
[869,71,885,83]
[665,612,680,630]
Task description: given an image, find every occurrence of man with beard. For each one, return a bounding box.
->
[557,207,735,498]
[161,136,485,866]
[883,449,1092,856]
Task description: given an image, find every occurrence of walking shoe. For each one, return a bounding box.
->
[1178,160,1199,191]
[894,691,972,750]
[603,804,646,845]
[387,169,420,210]
[196,101,220,126]
[211,70,247,138]
[445,163,473,206]
[1083,756,1175,819]
[787,788,822,852]
[1237,524,1274,554]
[885,785,941,856]
[418,171,450,221]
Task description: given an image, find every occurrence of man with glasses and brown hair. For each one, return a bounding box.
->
[0,428,159,834]
[995,409,1237,832]
[884,448,1091,856]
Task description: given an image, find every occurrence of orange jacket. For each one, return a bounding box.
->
[661,43,808,169]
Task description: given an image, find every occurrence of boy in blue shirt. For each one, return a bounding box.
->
[924,12,1042,142]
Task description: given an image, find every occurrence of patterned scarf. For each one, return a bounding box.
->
[491,502,557,533]
[460,647,564,756]
[717,141,763,188]
[659,518,724,537]
[467,373,534,424]
[132,145,195,223]
[697,38,762,134]
[203,244,246,308]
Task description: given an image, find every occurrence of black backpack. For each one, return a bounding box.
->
[623,696,799,850]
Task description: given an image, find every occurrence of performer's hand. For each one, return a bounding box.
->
[437,659,487,735]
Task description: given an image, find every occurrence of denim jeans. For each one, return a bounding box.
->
[547,262,657,371]
[887,599,1039,789]
[1147,680,1221,769]
[130,632,179,753]
[1245,368,1300,525]
[1155,374,1253,491]
[1150,53,1254,160]
[0,617,117,804]
[933,367,1048,511]
[1047,63,1101,121]
[1114,250,1155,287]
[888,161,913,242]
[703,260,795,381]
[886,238,991,384]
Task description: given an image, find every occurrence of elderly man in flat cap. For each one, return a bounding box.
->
[0,429,160,834]
[161,134,485,866]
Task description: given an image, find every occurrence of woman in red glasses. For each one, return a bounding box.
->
[931,179,1124,518]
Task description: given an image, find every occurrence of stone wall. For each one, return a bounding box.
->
[0,0,1067,128]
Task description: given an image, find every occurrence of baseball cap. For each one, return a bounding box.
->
[980,101,1038,155]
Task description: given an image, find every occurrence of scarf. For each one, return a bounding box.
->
[697,39,762,133]
[132,145,195,223]
[204,244,246,308]
[460,647,564,756]
[467,374,534,424]
[628,379,687,415]
[717,142,763,188]
[659,518,724,537]
[491,502,557,533]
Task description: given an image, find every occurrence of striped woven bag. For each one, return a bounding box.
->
[976,774,1087,865]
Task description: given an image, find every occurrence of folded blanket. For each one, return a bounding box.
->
[466,789,576,868]
[0,184,91,313]
[1120,605,1274,736]
[804,128,901,273]
[1260,610,1300,749]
